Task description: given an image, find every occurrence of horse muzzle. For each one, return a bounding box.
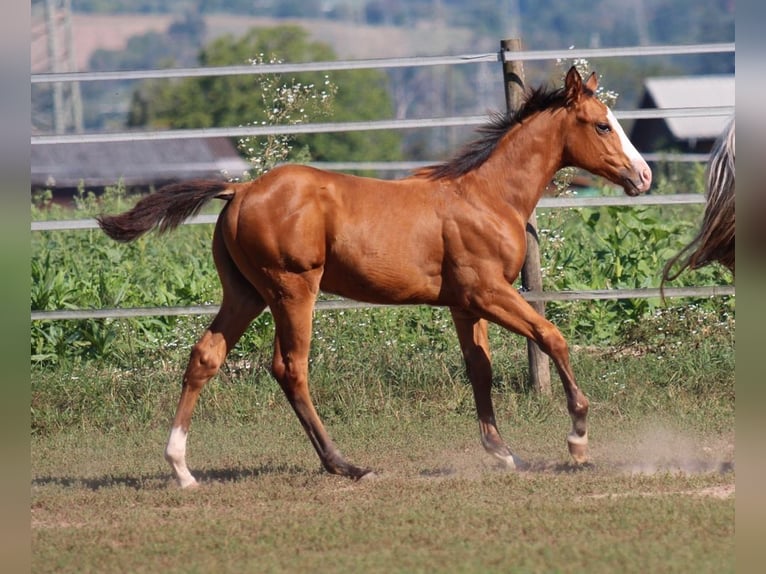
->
[621,162,652,196]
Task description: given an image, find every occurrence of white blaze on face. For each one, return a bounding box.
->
[607,108,652,191]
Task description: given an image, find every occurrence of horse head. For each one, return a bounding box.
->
[561,66,652,196]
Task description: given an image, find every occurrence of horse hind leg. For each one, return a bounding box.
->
[269,273,372,480]
[164,223,266,488]
[164,300,264,488]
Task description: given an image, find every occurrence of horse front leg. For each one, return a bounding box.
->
[470,289,590,465]
[450,308,521,469]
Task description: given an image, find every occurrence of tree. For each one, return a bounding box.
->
[77,10,206,130]
[128,25,402,165]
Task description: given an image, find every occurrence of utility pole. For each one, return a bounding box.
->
[43,0,83,134]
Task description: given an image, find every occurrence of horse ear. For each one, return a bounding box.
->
[564,66,582,106]
[584,71,599,93]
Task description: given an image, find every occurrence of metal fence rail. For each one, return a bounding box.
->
[31,41,735,146]
[30,193,708,232]
[30,286,736,322]
[31,106,734,146]
[31,42,735,84]
[32,193,734,322]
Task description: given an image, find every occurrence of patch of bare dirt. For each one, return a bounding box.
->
[583,483,734,500]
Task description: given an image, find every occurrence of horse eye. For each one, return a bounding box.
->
[596,122,612,134]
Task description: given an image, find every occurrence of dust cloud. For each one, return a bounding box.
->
[596,422,735,476]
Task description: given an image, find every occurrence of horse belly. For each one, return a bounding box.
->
[321,243,442,305]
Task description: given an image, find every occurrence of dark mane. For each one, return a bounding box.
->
[415,85,568,180]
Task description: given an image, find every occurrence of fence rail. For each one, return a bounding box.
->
[30,285,735,322]
[32,190,734,322]
[30,193,708,232]
[31,41,735,147]
[31,42,735,84]
[31,106,734,146]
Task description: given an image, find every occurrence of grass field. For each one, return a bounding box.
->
[31,422,734,573]
[31,309,735,573]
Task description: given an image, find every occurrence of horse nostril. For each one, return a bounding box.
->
[642,167,652,187]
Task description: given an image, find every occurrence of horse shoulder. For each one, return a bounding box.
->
[441,197,528,282]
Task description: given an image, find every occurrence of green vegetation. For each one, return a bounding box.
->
[538,197,732,342]
[127,25,402,165]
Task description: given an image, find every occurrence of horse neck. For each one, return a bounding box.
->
[471,109,566,221]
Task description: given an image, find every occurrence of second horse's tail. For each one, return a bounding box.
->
[97,180,235,242]
[660,117,735,296]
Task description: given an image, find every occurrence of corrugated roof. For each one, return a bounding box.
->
[31,137,250,188]
[643,75,734,140]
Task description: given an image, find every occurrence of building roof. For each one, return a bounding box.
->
[642,75,734,140]
[31,137,250,188]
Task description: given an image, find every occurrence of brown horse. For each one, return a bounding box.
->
[662,116,735,282]
[98,67,651,488]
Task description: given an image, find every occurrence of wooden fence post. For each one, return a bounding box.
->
[500,38,552,396]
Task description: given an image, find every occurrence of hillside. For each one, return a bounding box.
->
[32,12,486,74]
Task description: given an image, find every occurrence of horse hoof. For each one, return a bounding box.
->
[358,470,379,482]
[493,452,524,470]
[567,440,589,464]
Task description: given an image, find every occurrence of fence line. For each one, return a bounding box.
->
[30,193,707,232]
[28,153,712,192]
[31,41,735,324]
[30,286,735,322]
[307,152,710,170]
[31,106,734,146]
[30,42,735,85]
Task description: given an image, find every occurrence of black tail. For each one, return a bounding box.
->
[97,180,234,242]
